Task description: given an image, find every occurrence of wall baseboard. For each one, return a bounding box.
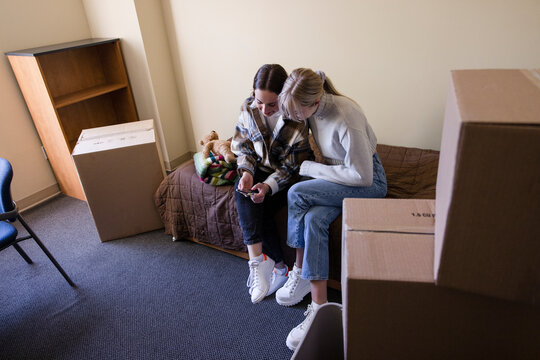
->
[16,151,194,211]
[17,184,61,212]
[167,151,193,171]
[15,151,194,212]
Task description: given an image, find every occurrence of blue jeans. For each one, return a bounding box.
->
[287,153,387,280]
[235,169,286,263]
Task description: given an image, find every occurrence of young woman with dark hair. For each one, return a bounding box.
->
[231,64,312,304]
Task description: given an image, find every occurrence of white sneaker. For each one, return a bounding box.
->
[286,304,317,351]
[276,264,311,306]
[268,267,289,296]
[247,254,275,304]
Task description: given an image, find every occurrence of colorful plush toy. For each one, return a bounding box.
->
[200,130,236,163]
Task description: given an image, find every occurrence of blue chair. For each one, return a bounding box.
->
[0,157,75,287]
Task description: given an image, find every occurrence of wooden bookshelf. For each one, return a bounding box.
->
[6,38,138,201]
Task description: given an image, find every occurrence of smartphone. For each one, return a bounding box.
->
[236,188,258,197]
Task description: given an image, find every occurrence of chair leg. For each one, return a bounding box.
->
[17,215,76,287]
[12,243,33,264]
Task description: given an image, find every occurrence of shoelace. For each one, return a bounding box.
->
[284,269,300,292]
[249,268,281,290]
[298,304,315,330]
[247,260,261,289]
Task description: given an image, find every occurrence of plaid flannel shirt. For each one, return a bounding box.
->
[231,98,313,195]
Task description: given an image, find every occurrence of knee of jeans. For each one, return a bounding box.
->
[287,183,299,202]
[287,183,309,210]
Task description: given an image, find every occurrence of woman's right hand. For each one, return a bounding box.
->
[238,171,253,192]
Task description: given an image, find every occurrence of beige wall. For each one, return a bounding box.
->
[82,0,190,170]
[0,0,90,206]
[133,0,191,168]
[165,0,540,151]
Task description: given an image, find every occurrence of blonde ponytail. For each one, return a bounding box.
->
[315,70,342,96]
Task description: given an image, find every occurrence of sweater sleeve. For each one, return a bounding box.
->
[299,126,374,186]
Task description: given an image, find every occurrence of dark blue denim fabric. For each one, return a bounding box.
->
[234,169,287,263]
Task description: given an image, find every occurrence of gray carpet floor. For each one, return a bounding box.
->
[0,195,340,360]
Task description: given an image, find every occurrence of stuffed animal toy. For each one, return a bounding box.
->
[200,130,236,163]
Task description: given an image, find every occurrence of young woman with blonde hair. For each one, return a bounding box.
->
[276,68,387,350]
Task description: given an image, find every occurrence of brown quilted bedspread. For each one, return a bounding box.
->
[155,159,244,250]
[376,144,439,199]
[154,143,439,258]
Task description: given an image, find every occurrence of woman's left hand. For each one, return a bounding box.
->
[250,183,270,203]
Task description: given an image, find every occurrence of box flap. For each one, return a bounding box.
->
[72,120,156,155]
[343,198,435,234]
[452,69,540,125]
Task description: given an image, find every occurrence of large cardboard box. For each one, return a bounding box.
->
[72,120,166,242]
[435,69,540,304]
[342,198,540,360]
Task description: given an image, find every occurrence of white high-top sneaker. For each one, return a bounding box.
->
[247,254,275,304]
[286,303,318,351]
[275,264,311,306]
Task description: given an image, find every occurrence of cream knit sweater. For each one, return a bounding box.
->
[300,93,378,186]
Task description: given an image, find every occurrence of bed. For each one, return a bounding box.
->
[155,142,440,285]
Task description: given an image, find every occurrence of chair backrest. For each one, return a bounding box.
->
[0,158,15,217]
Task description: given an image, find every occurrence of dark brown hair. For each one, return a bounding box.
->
[252,64,288,96]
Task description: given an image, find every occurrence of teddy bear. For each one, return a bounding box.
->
[200,130,236,163]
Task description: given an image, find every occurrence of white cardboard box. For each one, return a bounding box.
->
[72,119,166,242]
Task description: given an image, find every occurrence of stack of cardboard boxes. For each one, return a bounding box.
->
[342,70,540,359]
